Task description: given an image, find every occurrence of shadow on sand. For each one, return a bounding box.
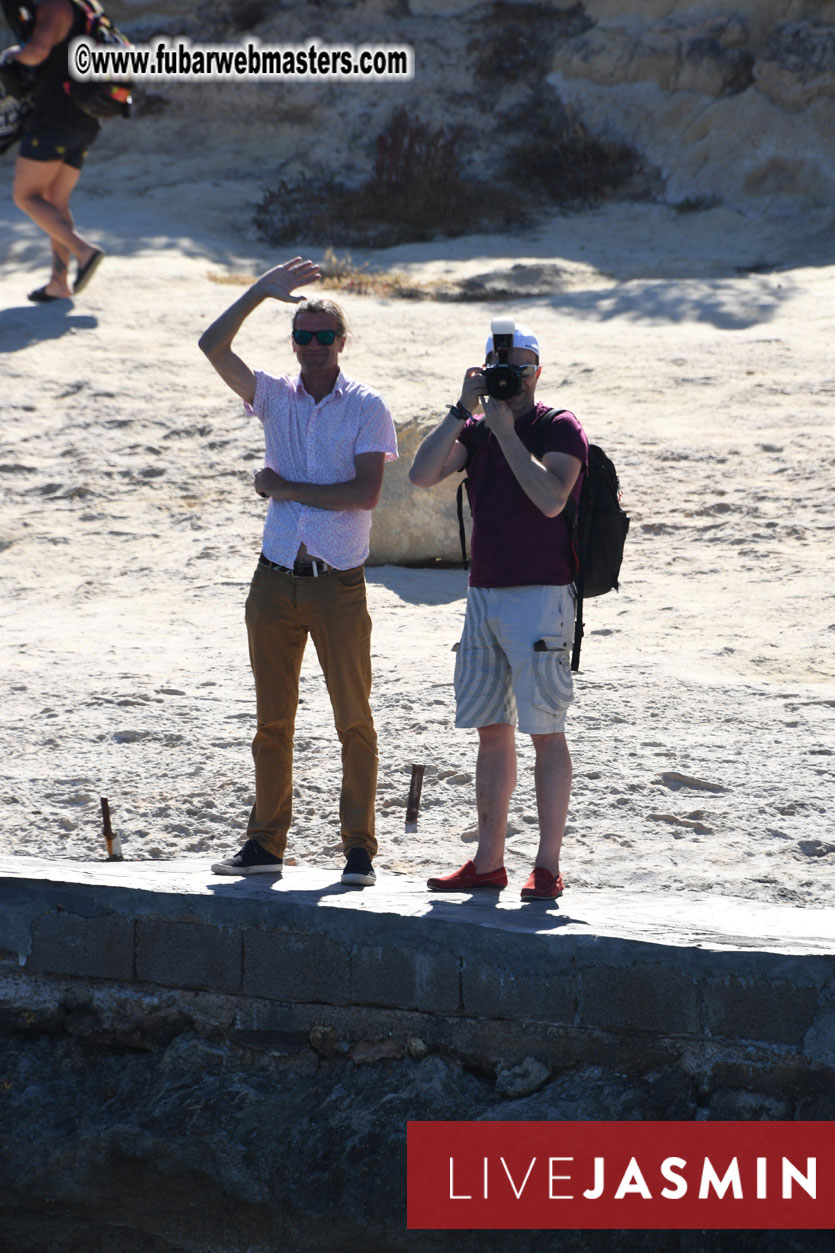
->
[0,302,98,352]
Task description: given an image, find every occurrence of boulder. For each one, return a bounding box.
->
[370,417,465,566]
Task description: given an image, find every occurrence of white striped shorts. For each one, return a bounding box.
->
[454,584,576,734]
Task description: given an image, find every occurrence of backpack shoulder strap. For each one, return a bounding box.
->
[528,407,587,670]
[455,417,489,568]
[528,406,569,457]
[456,478,469,570]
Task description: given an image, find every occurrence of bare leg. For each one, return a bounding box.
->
[43,162,82,296]
[530,731,572,875]
[48,241,71,297]
[473,722,516,873]
[13,157,97,296]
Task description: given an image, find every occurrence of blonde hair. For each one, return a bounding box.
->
[292,298,349,338]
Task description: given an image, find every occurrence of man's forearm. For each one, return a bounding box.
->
[198,285,265,359]
[409,410,465,487]
[494,430,570,518]
[268,478,379,512]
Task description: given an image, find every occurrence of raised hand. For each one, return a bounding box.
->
[459,365,487,416]
[255,257,321,303]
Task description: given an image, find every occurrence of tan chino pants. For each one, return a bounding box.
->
[244,562,378,859]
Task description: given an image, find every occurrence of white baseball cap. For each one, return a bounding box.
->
[485,321,540,359]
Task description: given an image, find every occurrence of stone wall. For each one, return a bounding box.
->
[1,861,833,1250]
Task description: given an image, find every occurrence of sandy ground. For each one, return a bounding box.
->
[1,164,834,911]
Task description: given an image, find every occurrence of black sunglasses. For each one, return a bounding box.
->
[292,328,337,345]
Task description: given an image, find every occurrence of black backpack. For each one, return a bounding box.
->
[63,0,133,119]
[1,1,132,120]
[456,407,629,671]
[1,3,36,152]
[0,78,30,152]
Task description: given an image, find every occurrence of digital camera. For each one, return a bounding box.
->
[482,317,523,400]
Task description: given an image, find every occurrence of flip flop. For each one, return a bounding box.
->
[73,248,104,295]
[27,286,66,303]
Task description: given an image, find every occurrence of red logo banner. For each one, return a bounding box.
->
[407,1121,834,1230]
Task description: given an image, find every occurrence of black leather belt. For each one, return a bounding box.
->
[259,552,332,577]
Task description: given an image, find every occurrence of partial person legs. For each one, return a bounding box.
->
[473,722,516,873]
[471,726,571,876]
[428,724,570,894]
[427,722,515,891]
[530,731,572,875]
[244,568,307,860]
[429,583,574,894]
[214,565,379,882]
[13,156,102,298]
[308,569,378,860]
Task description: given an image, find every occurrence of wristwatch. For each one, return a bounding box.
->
[448,402,471,422]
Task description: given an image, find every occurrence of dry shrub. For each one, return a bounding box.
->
[253,109,525,249]
[206,251,428,299]
[318,249,429,298]
[502,97,645,206]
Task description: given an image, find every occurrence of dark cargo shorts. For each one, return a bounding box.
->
[19,127,94,170]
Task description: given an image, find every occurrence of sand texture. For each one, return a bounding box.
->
[1,169,833,910]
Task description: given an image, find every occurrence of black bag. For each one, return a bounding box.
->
[549,436,629,671]
[456,407,629,671]
[63,0,132,119]
[0,77,30,152]
[1,0,132,121]
[1,3,35,154]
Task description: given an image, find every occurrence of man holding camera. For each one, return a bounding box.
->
[409,321,587,899]
[199,257,398,887]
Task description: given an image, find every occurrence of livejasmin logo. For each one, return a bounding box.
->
[448,1152,815,1202]
[407,1122,834,1231]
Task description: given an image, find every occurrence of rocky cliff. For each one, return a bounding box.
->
[550,0,835,208]
[102,0,835,214]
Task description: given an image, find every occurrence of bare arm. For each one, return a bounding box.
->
[6,0,72,65]
[408,410,468,487]
[254,451,387,513]
[198,256,320,404]
[409,366,484,487]
[485,399,582,518]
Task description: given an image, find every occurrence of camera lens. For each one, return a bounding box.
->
[485,363,522,399]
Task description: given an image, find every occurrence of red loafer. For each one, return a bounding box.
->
[427,860,508,891]
[521,867,565,899]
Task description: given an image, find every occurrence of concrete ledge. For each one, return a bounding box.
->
[2,857,833,1071]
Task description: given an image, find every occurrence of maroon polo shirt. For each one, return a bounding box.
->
[458,403,588,588]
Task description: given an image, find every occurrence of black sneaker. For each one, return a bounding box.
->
[211,838,283,876]
[341,847,376,886]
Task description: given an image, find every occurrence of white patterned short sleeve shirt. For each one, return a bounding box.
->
[246,369,398,570]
